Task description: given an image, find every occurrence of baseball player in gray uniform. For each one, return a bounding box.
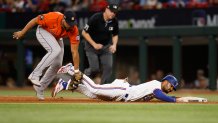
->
[13,11,83,100]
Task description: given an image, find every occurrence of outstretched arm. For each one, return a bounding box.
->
[153,89,208,103]
[153,89,176,102]
[13,17,38,39]
[70,43,80,71]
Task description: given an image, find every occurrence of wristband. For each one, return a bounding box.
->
[74,69,79,73]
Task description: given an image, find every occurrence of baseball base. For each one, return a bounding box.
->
[177,96,208,102]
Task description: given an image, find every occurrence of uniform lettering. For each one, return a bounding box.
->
[207,14,218,26]
[40,15,44,20]
[119,17,156,29]
[84,24,89,31]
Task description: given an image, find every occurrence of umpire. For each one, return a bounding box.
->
[82,2,119,84]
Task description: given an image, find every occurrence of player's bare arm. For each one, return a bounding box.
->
[13,17,38,39]
[82,30,103,50]
[109,35,118,53]
[70,44,80,70]
[69,44,83,87]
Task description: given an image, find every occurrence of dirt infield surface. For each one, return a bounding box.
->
[0,96,218,104]
[0,88,218,104]
[0,96,103,103]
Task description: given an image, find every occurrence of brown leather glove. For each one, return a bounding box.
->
[72,71,83,85]
[68,72,83,90]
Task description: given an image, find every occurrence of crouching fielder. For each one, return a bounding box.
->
[52,63,207,103]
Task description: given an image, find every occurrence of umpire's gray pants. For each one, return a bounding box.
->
[84,48,113,84]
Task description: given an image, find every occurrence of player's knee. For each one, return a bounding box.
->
[53,63,62,69]
[49,63,61,72]
[52,47,62,57]
[53,58,62,66]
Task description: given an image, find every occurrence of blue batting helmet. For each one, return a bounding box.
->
[161,75,178,90]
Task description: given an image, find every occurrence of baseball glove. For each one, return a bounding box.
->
[67,72,83,90]
[71,71,83,84]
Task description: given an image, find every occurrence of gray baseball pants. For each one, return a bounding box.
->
[84,47,113,84]
[28,26,64,89]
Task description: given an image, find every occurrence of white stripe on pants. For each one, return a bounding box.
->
[81,75,126,99]
[29,26,64,89]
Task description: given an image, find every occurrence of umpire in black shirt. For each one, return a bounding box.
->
[82,3,119,84]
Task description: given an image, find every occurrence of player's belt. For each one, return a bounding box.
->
[120,94,129,102]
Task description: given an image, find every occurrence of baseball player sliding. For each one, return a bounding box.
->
[52,63,207,103]
[13,11,83,100]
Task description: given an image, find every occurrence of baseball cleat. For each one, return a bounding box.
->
[33,85,45,100]
[52,79,70,97]
[57,63,73,74]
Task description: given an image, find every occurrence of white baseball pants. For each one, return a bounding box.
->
[81,75,128,100]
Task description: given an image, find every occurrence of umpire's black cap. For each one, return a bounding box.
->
[107,4,119,13]
[64,11,77,26]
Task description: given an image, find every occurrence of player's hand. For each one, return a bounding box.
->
[93,43,103,50]
[13,31,25,40]
[109,45,116,53]
[176,97,185,102]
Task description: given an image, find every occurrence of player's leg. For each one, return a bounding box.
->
[52,77,98,99]
[76,84,97,99]
[84,51,100,79]
[78,83,125,101]
[52,66,125,98]
[40,39,64,89]
[28,26,62,86]
[34,39,64,100]
[82,75,126,99]
[51,63,78,97]
[99,52,113,83]
[52,71,124,99]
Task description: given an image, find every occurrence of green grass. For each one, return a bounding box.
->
[0,89,218,123]
[0,103,218,123]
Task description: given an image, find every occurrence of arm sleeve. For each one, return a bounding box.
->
[112,19,119,36]
[83,15,96,33]
[153,89,176,102]
[36,14,47,26]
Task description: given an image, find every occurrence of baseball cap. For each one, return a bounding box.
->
[161,75,178,91]
[64,11,77,27]
[107,4,119,13]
